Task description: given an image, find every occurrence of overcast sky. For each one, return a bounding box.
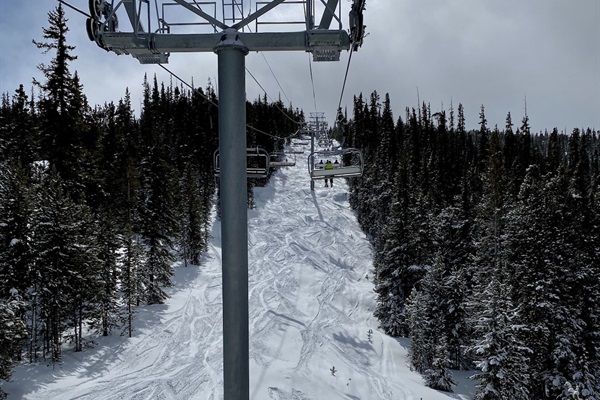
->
[1,0,599,134]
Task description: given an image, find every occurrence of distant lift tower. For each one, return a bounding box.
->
[308,111,326,189]
[86,1,365,399]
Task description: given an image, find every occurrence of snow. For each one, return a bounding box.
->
[3,142,476,399]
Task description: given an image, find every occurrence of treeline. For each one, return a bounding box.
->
[338,91,600,399]
[0,4,302,386]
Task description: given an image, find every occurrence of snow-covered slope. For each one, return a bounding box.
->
[5,142,475,399]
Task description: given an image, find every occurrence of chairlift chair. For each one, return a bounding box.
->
[270,151,296,167]
[309,148,364,180]
[214,147,270,178]
[317,137,333,147]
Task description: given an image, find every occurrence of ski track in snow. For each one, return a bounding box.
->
[5,142,474,400]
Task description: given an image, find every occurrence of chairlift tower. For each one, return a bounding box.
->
[86,1,365,399]
[307,111,327,189]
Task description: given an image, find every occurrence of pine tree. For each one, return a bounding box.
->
[121,196,145,337]
[373,174,424,337]
[33,169,101,360]
[88,207,120,336]
[139,152,177,304]
[433,205,472,370]
[34,4,89,187]
[546,128,562,173]
[503,165,600,399]
[469,278,531,400]
[179,163,207,265]
[424,337,456,392]
[0,289,27,382]
[1,86,38,167]
[406,209,471,391]
[0,162,35,297]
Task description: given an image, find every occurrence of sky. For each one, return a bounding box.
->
[1,0,599,134]
[3,140,476,399]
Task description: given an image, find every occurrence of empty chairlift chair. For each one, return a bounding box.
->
[269,151,296,167]
[317,137,334,148]
[214,147,270,178]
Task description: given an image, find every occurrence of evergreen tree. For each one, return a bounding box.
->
[1,86,38,167]
[469,278,531,400]
[433,205,472,370]
[179,163,207,265]
[424,337,456,392]
[477,105,489,174]
[88,207,120,336]
[120,207,145,337]
[139,152,177,304]
[34,5,90,187]
[33,169,101,360]
[0,162,35,297]
[504,165,599,398]
[405,287,431,372]
[0,289,27,382]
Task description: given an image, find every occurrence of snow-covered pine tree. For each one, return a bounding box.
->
[373,176,423,337]
[120,221,145,338]
[0,86,38,168]
[88,206,121,337]
[139,150,176,305]
[406,245,457,391]
[137,80,178,305]
[405,287,433,373]
[469,277,531,400]
[505,165,600,399]
[424,337,456,392]
[33,169,102,359]
[0,162,35,298]
[467,125,534,399]
[0,289,27,382]
[178,163,207,266]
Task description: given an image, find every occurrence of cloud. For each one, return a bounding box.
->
[1,0,598,132]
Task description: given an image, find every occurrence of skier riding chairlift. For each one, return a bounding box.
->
[324,160,334,187]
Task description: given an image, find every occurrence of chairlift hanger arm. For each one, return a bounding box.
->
[349,0,366,50]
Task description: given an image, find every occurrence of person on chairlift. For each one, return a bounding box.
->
[324,160,334,187]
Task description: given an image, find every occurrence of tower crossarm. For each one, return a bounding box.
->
[98,30,349,60]
[86,0,357,63]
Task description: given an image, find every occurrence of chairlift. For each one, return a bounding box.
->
[292,139,310,146]
[270,151,296,167]
[349,0,367,51]
[318,137,333,147]
[285,149,304,155]
[214,147,270,178]
[309,148,364,180]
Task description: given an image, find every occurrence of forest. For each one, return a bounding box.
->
[2,4,599,400]
[337,92,600,399]
[0,5,301,394]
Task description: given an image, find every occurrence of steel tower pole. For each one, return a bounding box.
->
[215,30,249,400]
